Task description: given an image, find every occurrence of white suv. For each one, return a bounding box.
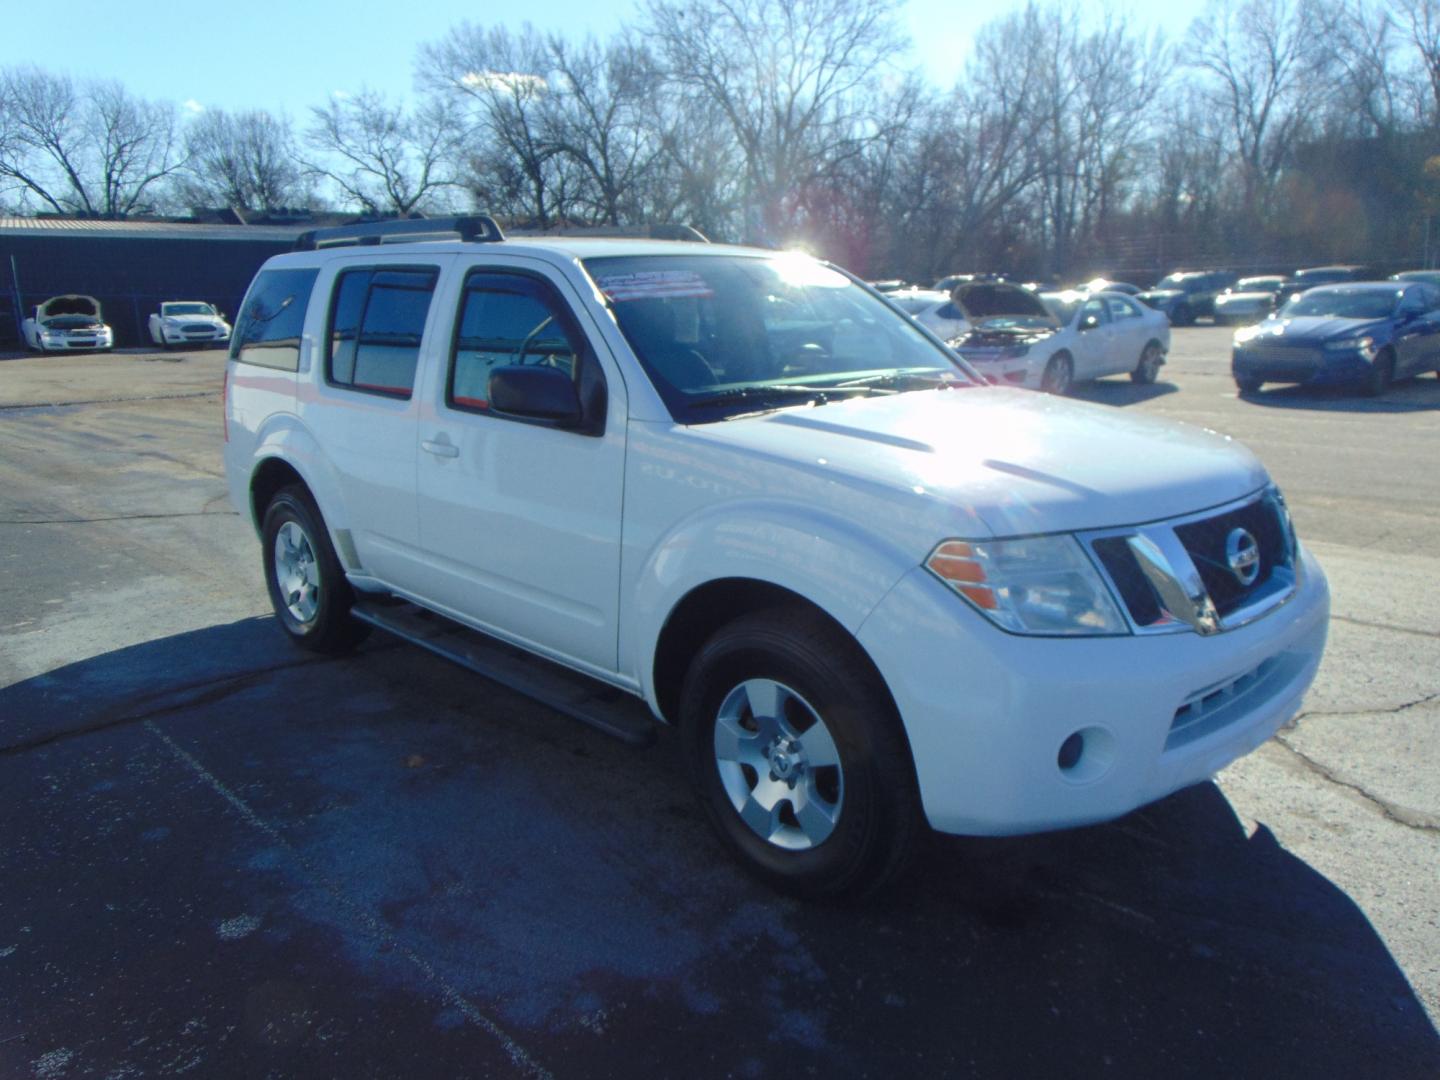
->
[223,217,1330,897]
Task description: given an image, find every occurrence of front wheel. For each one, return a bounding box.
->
[1363,350,1394,397]
[1131,342,1163,384]
[261,486,369,654]
[680,608,923,899]
[1235,374,1263,395]
[1041,353,1074,395]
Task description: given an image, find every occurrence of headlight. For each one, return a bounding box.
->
[1233,324,1265,345]
[1323,336,1375,356]
[925,535,1128,636]
[163,318,180,328]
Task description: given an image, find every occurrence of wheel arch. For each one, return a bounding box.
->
[250,457,309,532]
[650,577,903,736]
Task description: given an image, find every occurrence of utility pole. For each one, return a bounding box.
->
[7,255,24,347]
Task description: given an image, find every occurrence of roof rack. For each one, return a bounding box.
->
[293,215,505,251]
[508,223,710,243]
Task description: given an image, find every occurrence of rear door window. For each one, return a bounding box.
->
[1105,296,1141,320]
[326,267,439,398]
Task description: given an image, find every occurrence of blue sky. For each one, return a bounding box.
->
[0,0,1207,118]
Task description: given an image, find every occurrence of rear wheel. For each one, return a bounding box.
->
[680,608,923,899]
[261,486,368,654]
[1041,353,1074,395]
[1131,342,1163,384]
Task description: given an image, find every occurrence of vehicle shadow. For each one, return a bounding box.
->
[1070,378,1180,407]
[1,619,1436,1078]
[1240,376,1440,413]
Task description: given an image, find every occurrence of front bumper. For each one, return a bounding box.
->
[1232,345,1375,386]
[160,325,231,345]
[39,330,113,351]
[955,352,1043,389]
[857,544,1329,835]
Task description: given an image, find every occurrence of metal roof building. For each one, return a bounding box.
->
[1,218,312,348]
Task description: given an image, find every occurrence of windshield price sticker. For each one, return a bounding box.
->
[597,271,715,303]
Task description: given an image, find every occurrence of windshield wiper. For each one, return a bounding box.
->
[835,370,972,391]
[683,384,869,413]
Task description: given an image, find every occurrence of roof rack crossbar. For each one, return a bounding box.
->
[506,223,710,243]
[294,215,505,251]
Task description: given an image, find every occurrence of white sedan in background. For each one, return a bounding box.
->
[883,287,970,340]
[948,283,1170,394]
[148,301,232,348]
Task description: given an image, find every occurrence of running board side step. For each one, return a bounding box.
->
[351,601,658,746]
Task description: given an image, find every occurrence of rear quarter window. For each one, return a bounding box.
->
[230,268,319,371]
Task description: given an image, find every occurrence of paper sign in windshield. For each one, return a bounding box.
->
[597,271,715,303]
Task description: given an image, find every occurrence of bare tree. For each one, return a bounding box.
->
[1185,0,1333,223]
[1391,0,1440,124]
[544,34,666,224]
[642,0,907,243]
[420,24,563,226]
[305,90,462,216]
[180,108,307,211]
[646,93,746,237]
[0,67,185,216]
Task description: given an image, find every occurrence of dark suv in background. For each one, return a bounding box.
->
[1136,270,1240,326]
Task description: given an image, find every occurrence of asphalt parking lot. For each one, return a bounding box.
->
[1,332,1437,1078]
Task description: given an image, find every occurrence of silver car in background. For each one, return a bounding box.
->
[1214,276,1288,326]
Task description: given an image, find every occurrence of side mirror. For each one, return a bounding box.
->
[1080,314,1101,331]
[488,365,582,425]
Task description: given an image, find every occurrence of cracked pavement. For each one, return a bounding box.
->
[0,341,1436,1077]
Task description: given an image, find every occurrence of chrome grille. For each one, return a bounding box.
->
[1083,488,1298,636]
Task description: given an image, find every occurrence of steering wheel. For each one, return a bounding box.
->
[781,342,830,375]
[516,316,557,366]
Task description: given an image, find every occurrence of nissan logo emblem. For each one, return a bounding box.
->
[1225,527,1261,587]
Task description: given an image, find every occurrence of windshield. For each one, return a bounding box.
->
[1237,277,1284,291]
[164,303,216,316]
[888,293,943,314]
[1154,274,1194,291]
[1281,289,1397,320]
[585,253,977,421]
[1294,269,1349,284]
[1040,294,1082,324]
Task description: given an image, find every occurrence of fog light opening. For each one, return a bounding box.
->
[1058,732,1085,771]
[1055,726,1116,784]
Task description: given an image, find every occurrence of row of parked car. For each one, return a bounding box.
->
[20,295,232,352]
[880,265,1440,396]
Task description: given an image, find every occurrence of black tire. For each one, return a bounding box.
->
[260,485,369,654]
[1362,349,1394,397]
[680,607,924,899]
[1173,304,1193,327]
[1234,374,1263,395]
[1131,341,1163,384]
[1041,352,1074,395]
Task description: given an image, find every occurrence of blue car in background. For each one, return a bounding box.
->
[1231,281,1440,396]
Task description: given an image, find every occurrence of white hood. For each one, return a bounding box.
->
[38,294,103,321]
[687,388,1268,539]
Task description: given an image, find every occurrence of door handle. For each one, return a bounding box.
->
[421,437,459,458]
